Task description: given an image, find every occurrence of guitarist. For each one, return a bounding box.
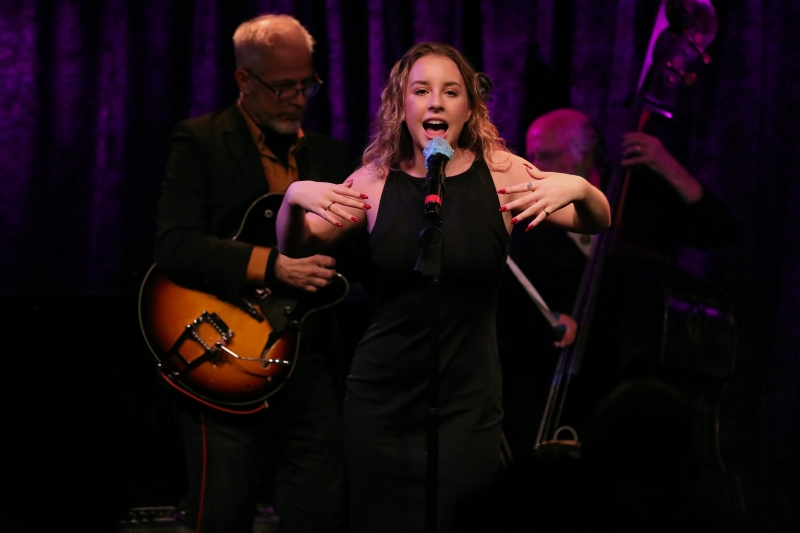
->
[154,14,353,533]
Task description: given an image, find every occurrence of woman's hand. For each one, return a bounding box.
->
[497,164,589,231]
[285,179,371,228]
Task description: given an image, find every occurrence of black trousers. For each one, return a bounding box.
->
[175,349,346,533]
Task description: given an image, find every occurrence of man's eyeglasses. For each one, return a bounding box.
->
[245,69,323,102]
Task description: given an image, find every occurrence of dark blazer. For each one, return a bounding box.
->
[155,104,355,297]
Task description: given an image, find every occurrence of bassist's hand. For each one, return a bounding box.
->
[621,132,703,203]
[275,254,337,292]
[553,313,578,348]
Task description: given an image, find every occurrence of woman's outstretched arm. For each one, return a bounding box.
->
[277,167,373,258]
[494,153,611,234]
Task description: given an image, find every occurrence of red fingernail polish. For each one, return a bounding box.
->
[351,216,358,222]
[499,206,507,212]
[360,194,369,199]
[363,204,372,209]
[335,222,344,228]
[497,189,506,194]
[511,217,518,224]
[525,224,533,232]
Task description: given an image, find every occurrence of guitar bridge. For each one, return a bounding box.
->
[165,311,233,378]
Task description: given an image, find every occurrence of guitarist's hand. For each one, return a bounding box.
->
[275,253,337,293]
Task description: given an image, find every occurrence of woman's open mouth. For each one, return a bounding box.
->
[423,120,448,139]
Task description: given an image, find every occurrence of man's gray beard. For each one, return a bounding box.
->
[261,116,302,135]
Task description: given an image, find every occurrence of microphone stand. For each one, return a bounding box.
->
[415,185,444,533]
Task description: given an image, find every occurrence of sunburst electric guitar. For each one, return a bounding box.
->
[138,193,349,412]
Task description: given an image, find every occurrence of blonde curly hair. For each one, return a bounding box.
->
[362,42,509,174]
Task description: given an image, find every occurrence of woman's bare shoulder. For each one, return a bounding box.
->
[348,164,386,182]
[489,151,531,185]
[347,164,388,195]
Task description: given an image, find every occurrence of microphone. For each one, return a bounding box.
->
[422,137,454,222]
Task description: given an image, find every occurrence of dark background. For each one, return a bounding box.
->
[2,1,798,530]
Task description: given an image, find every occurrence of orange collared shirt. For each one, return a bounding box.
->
[238,99,304,193]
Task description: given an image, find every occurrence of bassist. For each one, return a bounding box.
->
[498,106,736,462]
[501,1,744,523]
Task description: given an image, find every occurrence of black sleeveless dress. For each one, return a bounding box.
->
[344,160,509,532]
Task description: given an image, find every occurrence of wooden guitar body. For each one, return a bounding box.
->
[138,194,348,411]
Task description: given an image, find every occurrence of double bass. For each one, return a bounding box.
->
[534,0,743,511]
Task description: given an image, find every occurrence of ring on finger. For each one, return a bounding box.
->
[526,182,533,191]
[325,202,334,211]
[544,209,550,217]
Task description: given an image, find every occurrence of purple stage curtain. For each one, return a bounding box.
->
[1,1,798,530]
